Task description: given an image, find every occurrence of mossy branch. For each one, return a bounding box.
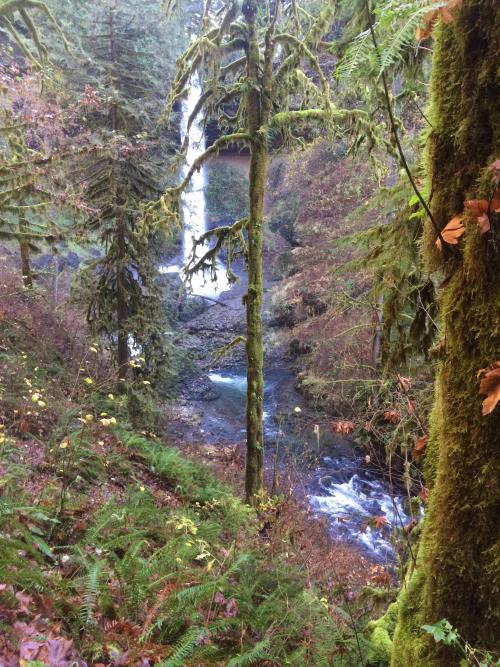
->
[185,217,248,285]
[212,335,246,364]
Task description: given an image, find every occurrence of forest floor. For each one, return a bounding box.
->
[0,255,392,666]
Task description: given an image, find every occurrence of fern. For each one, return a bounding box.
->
[335,28,373,81]
[159,627,208,667]
[377,1,448,76]
[227,639,271,666]
[79,560,104,626]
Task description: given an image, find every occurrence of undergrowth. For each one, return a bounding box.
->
[0,266,372,665]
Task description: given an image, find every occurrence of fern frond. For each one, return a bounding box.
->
[335,29,373,81]
[377,1,447,75]
[80,560,104,626]
[159,627,208,667]
[227,638,271,666]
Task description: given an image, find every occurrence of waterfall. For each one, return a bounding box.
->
[163,75,229,298]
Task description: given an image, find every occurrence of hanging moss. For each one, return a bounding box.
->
[391,1,500,664]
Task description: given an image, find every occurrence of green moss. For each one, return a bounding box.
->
[392,1,500,663]
[366,602,399,666]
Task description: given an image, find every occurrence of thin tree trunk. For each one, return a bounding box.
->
[109,0,128,394]
[391,2,500,664]
[244,0,267,504]
[245,138,267,504]
[19,217,33,288]
[116,215,129,394]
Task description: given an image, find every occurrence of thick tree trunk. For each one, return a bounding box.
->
[391,2,500,664]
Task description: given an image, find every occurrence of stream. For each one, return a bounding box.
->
[162,76,413,564]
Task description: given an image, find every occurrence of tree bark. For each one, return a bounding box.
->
[116,215,129,394]
[391,2,500,664]
[243,0,267,504]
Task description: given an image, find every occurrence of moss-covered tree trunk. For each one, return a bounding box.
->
[391,2,500,664]
[244,0,267,505]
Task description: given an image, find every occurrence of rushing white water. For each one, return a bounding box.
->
[207,371,410,558]
[162,76,230,297]
[309,468,408,558]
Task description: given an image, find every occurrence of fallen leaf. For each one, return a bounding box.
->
[330,420,356,435]
[374,515,388,530]
[413,434,429,459]
[478,362,500,415]
[383,409,401,424]
[397,374,412,392]
[435,215,465,250]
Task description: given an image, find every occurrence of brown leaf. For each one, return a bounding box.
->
[478,362,500,415]
[383,409,401,424]
[330,420,356,435]
[413,434,428,459]
[397,374,412,392]
[436,215,465,250]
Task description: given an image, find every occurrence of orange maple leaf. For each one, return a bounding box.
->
[374,515,388,530]
[416,0,463,40]
[435,215,465,250]
[478,362,500,416]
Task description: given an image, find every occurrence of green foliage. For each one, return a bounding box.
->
[335,183,438,370]
[423,620,500,666]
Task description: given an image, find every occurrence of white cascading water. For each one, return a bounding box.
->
[167,75,229,297]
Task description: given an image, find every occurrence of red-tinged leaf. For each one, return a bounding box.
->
[476,214,491,234]
[478,362,500,415]
[464,199,490,216]
[374,515,388,530]
[420,486,430,503]
[413,434,429,459]
[436,215,465,250]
